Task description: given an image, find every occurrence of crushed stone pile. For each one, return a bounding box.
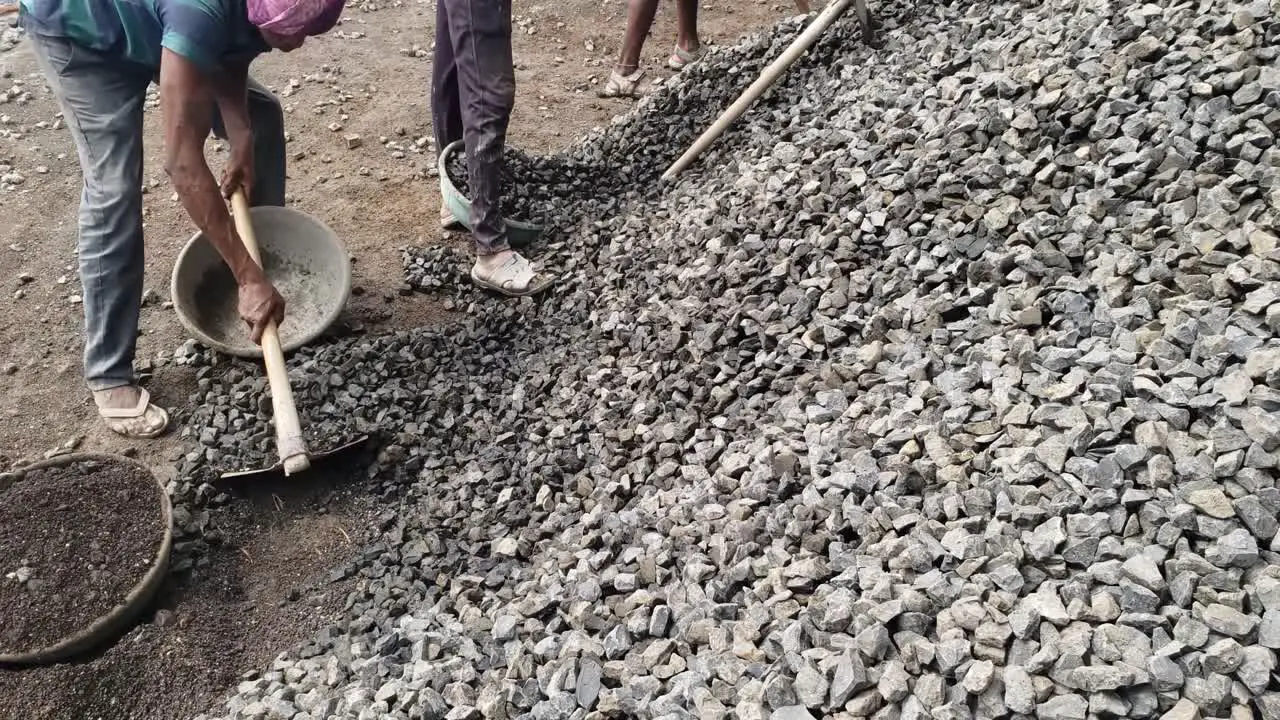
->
[179,0,1280,718]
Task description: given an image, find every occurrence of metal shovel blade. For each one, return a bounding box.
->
[217,435,369,482]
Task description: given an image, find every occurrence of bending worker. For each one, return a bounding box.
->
[433,0,554,297]
[17,0,346,439]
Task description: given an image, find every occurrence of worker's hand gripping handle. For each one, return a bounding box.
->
[229,190,311,475]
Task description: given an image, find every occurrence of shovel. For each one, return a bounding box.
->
[219,189,366,481]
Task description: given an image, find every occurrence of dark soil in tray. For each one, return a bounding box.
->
[0,459,371,720]
[0,458,165,655]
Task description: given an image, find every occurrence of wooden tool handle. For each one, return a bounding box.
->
[230,190,311,475]
[662,0,852,180]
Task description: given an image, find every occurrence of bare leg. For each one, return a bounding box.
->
[615,0,660,74]
[675,0,699,53]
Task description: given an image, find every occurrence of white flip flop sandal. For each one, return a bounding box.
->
[97,387,171,439]
[668,46,703,71]
[470,254,555,298]
[598,69,649,99]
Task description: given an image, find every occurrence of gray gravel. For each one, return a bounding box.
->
[179,0,1280,718]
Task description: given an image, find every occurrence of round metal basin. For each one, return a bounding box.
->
[170,206,351,358]
[438,140,543,247]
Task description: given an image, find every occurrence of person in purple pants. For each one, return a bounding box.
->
[432,0,554,297]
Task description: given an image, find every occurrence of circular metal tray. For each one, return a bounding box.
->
[0,452,174,666]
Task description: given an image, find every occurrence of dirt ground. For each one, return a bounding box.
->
[0,0,787,717]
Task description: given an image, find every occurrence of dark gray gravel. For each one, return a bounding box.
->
[183,0,1280,718]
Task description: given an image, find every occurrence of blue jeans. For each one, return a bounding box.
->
[25,29,287,391]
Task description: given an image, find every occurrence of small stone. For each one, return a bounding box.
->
[855,623,890,659]
[792,662,827,709]
[1239,646,1277,694]
[828,651,866,707]
[1121,554,1165,593]
[1260,610,1280,649]
[1187,488,1236,519]
[1235,496,1279,540]
[1206,529,1260,568]
[770,706,815,720]
[492,537,519,557]
[1003,666,1035,714]
[1149,655,1185,692]
[962,660,994,694]
[1066,664,1136,692]
[1175,617,1211,648]
[1215,372,1253,405]
[1244,348,1280,379]
[1183,675,1232,713]
[877,660,910,703]
[576,657,603,710]
[1161,699,1201,720]
[1038,693,1088,720]
[1203,638,1243,674]
[1201,604,1258,639]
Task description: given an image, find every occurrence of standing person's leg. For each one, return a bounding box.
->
[210,78,287,207]
[600,0,659,98]
[443,0,552,296]
[617,0,660,73]
[246,79,287,207]
[442,0,513,258]
[431,0,465,229]
[25,31,168,437]
[668,0,701,69]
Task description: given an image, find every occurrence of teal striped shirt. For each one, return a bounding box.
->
[19,0,268,71]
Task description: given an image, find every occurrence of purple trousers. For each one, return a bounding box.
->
[431,0,515,256]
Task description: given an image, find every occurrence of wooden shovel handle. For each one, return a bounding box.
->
[662,0,853,179]
[230,190,310,475]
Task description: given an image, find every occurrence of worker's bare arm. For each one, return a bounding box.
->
[160,50,283,343]
[160,50,262,285]
[210,59,256,197]
[211,60,252,143]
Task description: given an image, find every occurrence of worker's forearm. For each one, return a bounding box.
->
[167,144,261,283]
[212,66,253,148]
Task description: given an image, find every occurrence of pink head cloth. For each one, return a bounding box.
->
[248,0,346,39]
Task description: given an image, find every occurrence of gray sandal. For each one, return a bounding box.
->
[667,45,702,70]
[598,69,648,99]
[97,387,170,439]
